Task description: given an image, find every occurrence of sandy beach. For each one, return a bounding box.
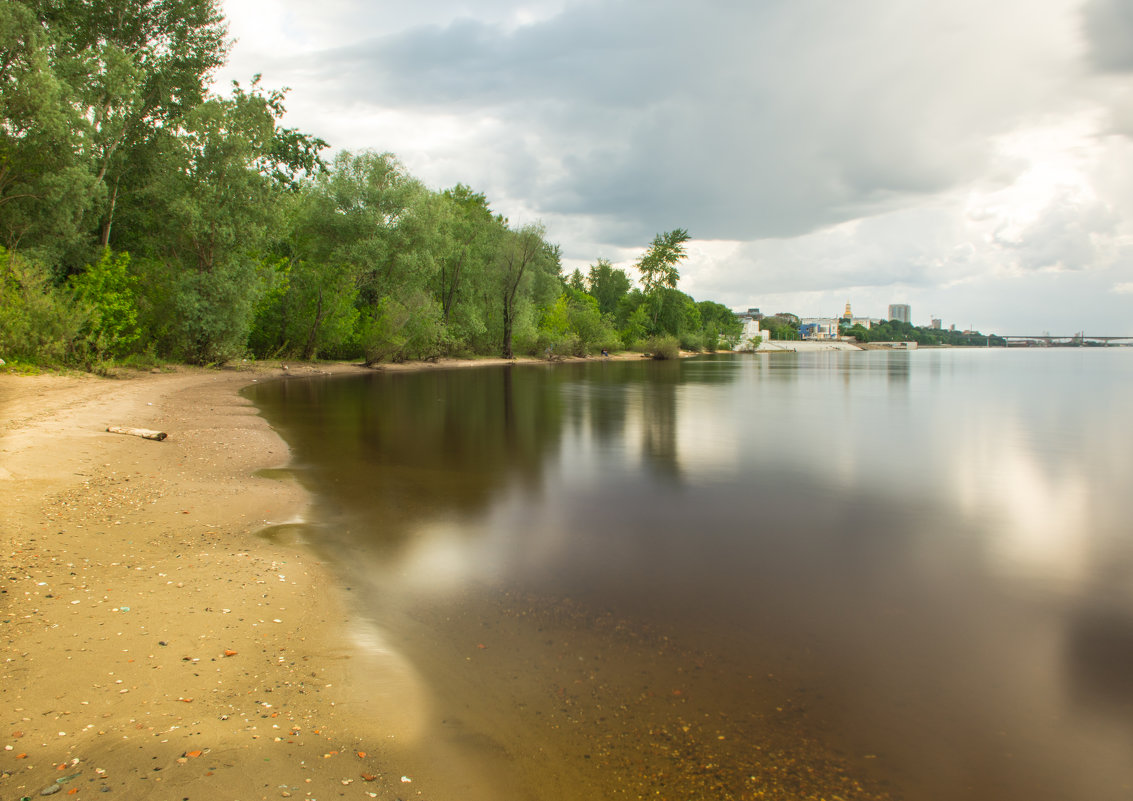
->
[0,362,441,801]
[0,354,656,801]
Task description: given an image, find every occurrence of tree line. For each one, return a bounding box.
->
[0,0,741,369]
[844,319,1005,347]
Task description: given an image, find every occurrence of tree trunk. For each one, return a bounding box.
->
[100,176,120,247]
[301,289,323,360]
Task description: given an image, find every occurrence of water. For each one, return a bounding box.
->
[245,350,1133,801]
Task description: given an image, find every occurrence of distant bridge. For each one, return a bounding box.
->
[1000,334,1133,347]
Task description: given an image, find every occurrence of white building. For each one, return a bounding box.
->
[736,317,762,350]
[800,318,841,340]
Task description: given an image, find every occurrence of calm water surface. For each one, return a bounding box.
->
[246,350,1133,801]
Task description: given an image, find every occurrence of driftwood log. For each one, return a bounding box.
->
[107,426,167,441]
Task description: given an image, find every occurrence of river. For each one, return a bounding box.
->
[245,349,1133,801]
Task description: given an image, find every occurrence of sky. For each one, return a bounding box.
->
[214,0,1133,334]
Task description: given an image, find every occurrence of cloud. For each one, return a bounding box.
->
[289,0,1082,245]
[1082,0,1133,72]
[216,0,1133,333]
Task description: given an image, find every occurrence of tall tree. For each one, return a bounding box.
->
[0,2,92,261]
[635,229,690,327]
[587,258,631,317]
[138,81,322,362]
[635,229,690,294]
[495,222,560,358]
[2,0,232,269]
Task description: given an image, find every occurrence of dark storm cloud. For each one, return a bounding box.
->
[309,0,1054,246]
[1082,0,1133,72]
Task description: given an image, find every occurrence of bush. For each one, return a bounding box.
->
[0,248,88,365]
[679,331,705,352]
[360,292,445,364]
[645,335,680,360]
[70,249,141,360]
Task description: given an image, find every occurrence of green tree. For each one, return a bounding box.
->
[761,315,801,340]
[495,222,555,358]
[139,82,320,362]
[0,2,93,263]
[434,184,504,348]
[586,258,631,317]
[635,229,690,328]
[697,300,743,350]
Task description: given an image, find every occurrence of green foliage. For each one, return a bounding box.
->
[361,292,445,364]
[697,300,743,349]
[761,315,801,340]
[636,229,690,294]
[587,259,631,316]
[0,247,87,363]
[679,331,706,352]
[645,335,681,361]
[848,319,1005,347]
[537,289,621,356]
[169,258,264,364]
[621,303,650,349]
[69,248,140,358]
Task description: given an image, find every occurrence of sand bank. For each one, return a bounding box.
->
[0,363,440,800]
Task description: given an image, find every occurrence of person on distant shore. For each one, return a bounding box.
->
[601,348,609,357]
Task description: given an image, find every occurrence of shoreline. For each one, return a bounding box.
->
[3,353,892,801]
[0,353,667,800]
[0,361,447,800]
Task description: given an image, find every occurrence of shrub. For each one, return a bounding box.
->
[360,292,445,364]
[645,335,680,360]
[679,331,705,352]
[0,248,88,365]
[70,249,141,360]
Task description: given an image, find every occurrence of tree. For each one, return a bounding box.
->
[0,247,87,363]
[434,184,503,346]
[635,229,690,327]
[636,229,690,294]
[495,222,551,358]
[586,258,631,316]
[761,315,801,340]
[139,82,319,362]
[698,300,743,350]
[2,0,233,269]
[0,2,93,262]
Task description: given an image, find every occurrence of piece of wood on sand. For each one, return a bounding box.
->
[107,425,168,441]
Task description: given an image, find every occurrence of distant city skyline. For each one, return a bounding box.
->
[216,0,1133,334]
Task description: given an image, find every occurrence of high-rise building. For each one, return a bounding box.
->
[888,303,911,323]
